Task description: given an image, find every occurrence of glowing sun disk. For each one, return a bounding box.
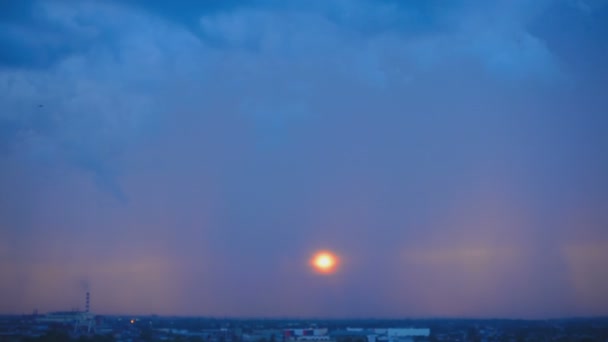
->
[311,251,338,274]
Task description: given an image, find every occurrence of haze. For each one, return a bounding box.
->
[0,0,607,319]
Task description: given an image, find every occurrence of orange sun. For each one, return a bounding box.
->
[310,251,339,274]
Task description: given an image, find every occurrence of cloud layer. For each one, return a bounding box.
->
[1,0,607,318]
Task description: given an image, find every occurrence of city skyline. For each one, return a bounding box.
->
[1,0,607,318]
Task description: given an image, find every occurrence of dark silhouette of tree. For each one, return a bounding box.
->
[466,327,481,342]
[140,327,154,342]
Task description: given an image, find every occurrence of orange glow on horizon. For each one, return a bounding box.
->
[310,251,339,274]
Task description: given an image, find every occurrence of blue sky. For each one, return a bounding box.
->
[0,0,607,318]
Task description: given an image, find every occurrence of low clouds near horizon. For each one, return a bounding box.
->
[1,0,607,318]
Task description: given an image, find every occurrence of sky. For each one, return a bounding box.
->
[0,0,607,319]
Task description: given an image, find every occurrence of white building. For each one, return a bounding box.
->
[387,328,430,342]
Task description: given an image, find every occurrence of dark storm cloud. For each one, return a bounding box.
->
[528,0,608,77]
[0,0,607,318]
[0,1,105,69]
[119,0,252,24]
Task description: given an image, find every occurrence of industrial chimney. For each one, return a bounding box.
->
[85,292,90,313]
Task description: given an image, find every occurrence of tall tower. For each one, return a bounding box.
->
[75,291,95,335]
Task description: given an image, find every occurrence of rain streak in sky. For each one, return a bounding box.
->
[0,0,607,318]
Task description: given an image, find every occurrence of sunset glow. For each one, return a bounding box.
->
[1,0,607,320]
[311,251,338,274]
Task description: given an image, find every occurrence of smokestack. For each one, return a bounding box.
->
[85,292,90,313]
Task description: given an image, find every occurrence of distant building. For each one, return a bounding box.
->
[296,336,331,341]
[37,311,96,334]
[331,328,430,342]
[386,328,430,342]
[284,328,329,341]
[330,329,369,342]
[243,329,283,342]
